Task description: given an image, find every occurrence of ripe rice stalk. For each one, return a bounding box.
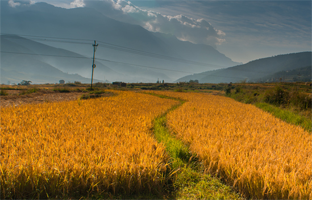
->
[149,91,312,199]
[0,91,178,198]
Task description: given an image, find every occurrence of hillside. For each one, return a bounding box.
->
[255,65,311,82]
[0,35,104,84]
[1,2,239,82]
[176,52,312,83]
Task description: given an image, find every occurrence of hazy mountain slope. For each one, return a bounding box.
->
[254,65,311,82]
[176,52,312,83]
[0,35,103,84]
[1,2,239,82]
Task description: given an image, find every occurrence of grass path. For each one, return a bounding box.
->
[149,93,242,199]
[89,92,242,199]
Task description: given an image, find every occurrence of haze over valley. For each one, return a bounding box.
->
[0,0,311,84]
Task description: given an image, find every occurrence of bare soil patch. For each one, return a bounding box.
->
[0,91,113,108]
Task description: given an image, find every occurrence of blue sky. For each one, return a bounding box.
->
[4,0,311,63]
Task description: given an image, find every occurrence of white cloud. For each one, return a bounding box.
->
[104,0,225,47]
[8,0,21,7]
[8,0,36,7]
[70,0,85,8]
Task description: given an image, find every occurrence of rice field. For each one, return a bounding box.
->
[2,89,311,199]
[150,91,312,199]
[0,91,178,198]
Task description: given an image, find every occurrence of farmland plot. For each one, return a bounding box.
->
[151,91,312,199]
[0,91,178,198]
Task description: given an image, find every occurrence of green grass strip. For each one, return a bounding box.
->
[150,93,242,199]
[255,102,312,132]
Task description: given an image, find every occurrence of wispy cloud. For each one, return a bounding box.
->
[26,0,86,9]
[88,0,225,47]
[8,0,21,7]
[8,0,35,8]
[70,0,85,8]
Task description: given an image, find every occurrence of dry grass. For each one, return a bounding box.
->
[0,92,85,108]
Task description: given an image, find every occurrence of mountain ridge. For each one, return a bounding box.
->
[1,2,239,82]
[1,35,104,84]
[176,52,312,83]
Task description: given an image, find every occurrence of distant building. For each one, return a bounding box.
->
[59,80,65,84]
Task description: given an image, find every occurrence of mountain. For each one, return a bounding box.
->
[256,66,311,82]
[1,35,105,84]
[1,2,239,82]
[176,52,312,83]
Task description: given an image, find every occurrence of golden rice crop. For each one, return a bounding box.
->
[150,91,312,199]
[0,91,178,198]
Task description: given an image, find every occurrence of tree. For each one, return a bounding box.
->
[19,80,32,85]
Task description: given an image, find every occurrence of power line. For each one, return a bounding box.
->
[1,33,93,42]
[0,51,193,74]
[2,33,270,76]
[0,50,265,79]
[0,51,87,59]
[2,33,230,68]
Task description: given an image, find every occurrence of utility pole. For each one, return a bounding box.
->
[91,40,99,90]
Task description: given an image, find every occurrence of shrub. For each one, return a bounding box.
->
[263,86,290,106]
[235,87,241,94]
[225,87,231,96]
[80,94,102,100]
[53,88,70,93]
[174,88,185,92]
[20,88,39,95]
[86,87,95,91]
[0,90,8,96]
[89,90,105,95]
[290,90,312,110]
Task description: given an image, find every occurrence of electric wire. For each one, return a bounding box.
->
[1,50,262,80]
[2,33,232,68]
[1,33,269,78]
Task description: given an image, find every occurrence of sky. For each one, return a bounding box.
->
[4,0,312,63]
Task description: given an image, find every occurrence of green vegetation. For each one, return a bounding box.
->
[0,90,8,96]
[0,87,22,90]
[20,88,39,95]
[53,88,71,93]
[151,94,241,199]
[174,88,186,92]
[255,102,312,132]
[226,84,311,132]
[89,90,105,95]
[79,94,102,100]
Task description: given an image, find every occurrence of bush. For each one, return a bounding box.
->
[264,86,290,106]
[89,90,105,95]
[0,90,8,96]
[235,87,241,94]
[80,94,101,100]
[174,88,185,92]
[20,88,39,95]
[290,91,311,110]
[86,87,95,91]
[225,87,231,96]
[53,88,70,93]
